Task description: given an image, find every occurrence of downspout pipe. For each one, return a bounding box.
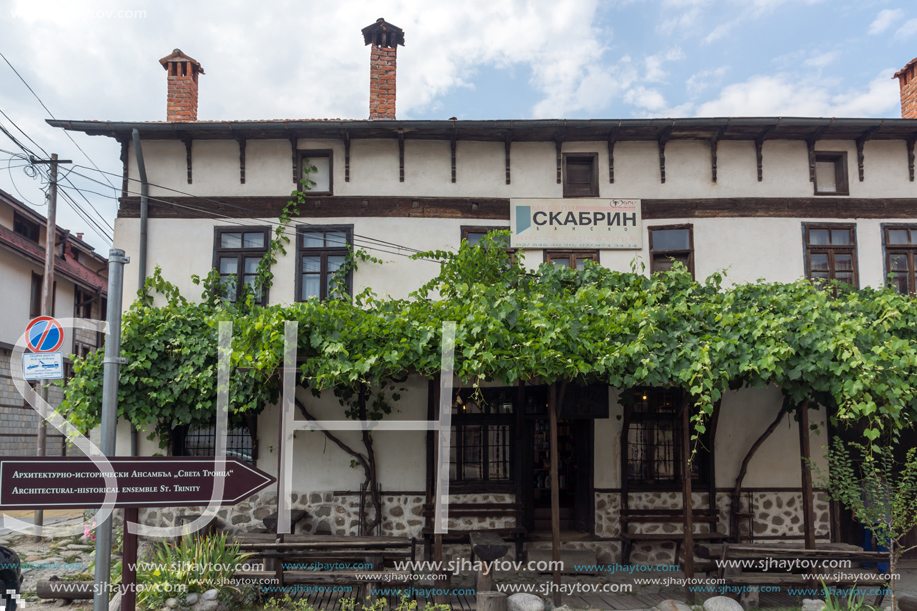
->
[130,128,149,457]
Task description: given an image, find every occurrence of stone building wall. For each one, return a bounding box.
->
[0,348,65,457]
[135,487,831,570]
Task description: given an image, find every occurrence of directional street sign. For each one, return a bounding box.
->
[0,457,275,509]
[22,352,64,380]
[25,316,64,353]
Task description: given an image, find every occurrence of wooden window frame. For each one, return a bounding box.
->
[803,223,858,290]
[649,224,695,278]
[295,225,353,302]
[450,387,516,491]
[543,250,600,268]
[14,212,40,243]
[29,273,55,318]
[882,224,917,296]
[562,153,599,198]
[622,387,711,491]
[813,151,850,196]
[212,226,271,305]
[297,149,334,196]
[74,287,94,319]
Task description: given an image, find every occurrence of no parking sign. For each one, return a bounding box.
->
[23,316,64,380]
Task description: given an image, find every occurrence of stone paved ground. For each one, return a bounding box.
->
[0,521,914,611]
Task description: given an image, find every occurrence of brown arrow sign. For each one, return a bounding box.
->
[0,457,275,509]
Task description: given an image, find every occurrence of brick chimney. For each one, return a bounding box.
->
[159,49,204,122]
[362,19,405,120]
[894,57,917,119]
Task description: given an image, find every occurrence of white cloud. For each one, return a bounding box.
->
[894,18,917,40]
[803,51,840,69]
[869,9,905,35]
[686,66,729,96]
[693,70,899,117]
[644,48,685,83]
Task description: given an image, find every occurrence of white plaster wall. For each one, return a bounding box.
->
[129,137,917,199]
[594,385,828,490]
[116,213,908,308]
[715,384,829,488]
[254,375,428,493]
[0,247,75,353]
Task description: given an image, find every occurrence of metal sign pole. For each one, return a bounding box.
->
[93,248,129,611]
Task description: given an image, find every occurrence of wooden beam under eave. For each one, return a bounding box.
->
[289,136,298,185]
[607,133,616,184]
[855,127,879,182]
[343,131,351,183]
[451,130,457,184]
[907,137,916,182]
[555,133,564,184]
[236,137,246,184]
[398,132,405,183]
[181,136,193,184]
[504,134,512,185]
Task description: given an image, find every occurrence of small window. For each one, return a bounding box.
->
[563,153,598,198]
[213,227,270,304]
[298,150,333,195]
[297,226,353,301]
[450,387,515,485]
[623,387,709,489]
[649,225,694,277]
[814,152,849,196]
[545,251,599,270]
[804,224,857,289]
[174,420,256,466]
[884,225,917,295]
[30,273,55,318]
[74,287,93,319]
[14,213,40,242]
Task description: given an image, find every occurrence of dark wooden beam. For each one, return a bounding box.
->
[505,133,512,185]
[236,137,246,185]
[855,127,879,182]
[119,138,129,200]
[658,130,671,184]
[681,397,695,604]
[548,382,562,607]
[181,136,193,184]
[289,136,298,184]
[555,133,564,184]
[343,131,351,183]
[710,128,725,183]
[797,399,816,549]
[398,131,405,183]
[805,126,829,183]
[908,136,916,182]
[754,126,775,182]
[608,131,617,184]
[451,129,457,184]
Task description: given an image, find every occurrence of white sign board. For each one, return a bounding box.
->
[22,352,63,380]
[510,198,642,249]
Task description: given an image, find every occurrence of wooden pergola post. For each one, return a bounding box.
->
[548,382,562,607]
[797,399,816,549]
[681,399,696,604]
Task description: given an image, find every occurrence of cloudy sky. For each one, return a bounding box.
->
[0,0,914,251]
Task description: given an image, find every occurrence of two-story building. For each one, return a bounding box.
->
[49,21,917,565]
[0,187,108,457]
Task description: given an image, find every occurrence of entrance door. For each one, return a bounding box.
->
[525,418,593,533]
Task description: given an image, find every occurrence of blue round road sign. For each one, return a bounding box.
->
[26,316,64,353]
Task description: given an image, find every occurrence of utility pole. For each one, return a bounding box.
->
[93,248,129,611]
[30,153,71,541]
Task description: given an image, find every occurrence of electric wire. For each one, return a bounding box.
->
[66,165,438,259]
[0,109,114,233]
[62,176,437,263]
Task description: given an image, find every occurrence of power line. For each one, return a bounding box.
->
[57,186,113,243]
[0,109,113,232]
[0,50,119,194]
[66,164,434,257]
[63,173,436,262]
